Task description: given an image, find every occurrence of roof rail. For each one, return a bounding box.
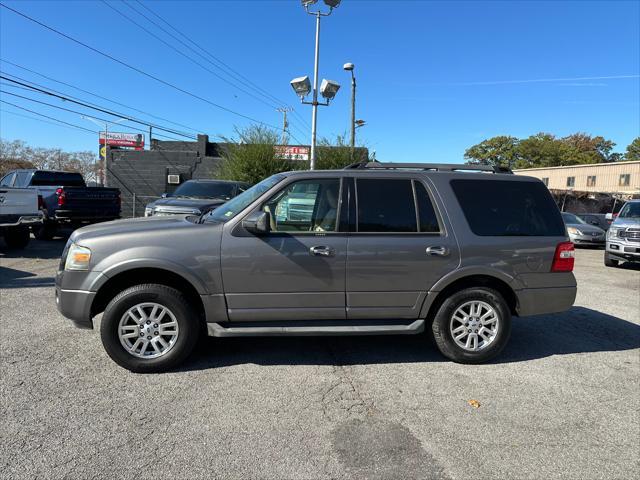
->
[344,162,512,174]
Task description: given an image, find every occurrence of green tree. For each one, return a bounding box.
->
[626,137,640,162]
[217,125,300,184]
[561,133,616,164]
[463,136,521,168]
[315,133,362,170]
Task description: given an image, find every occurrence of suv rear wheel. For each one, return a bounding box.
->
[432,287,511,364]
[100,284,200,373]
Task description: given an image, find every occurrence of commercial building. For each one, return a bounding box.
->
[514,161,640,195]
[106,134,367,217]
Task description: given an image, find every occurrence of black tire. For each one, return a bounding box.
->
[100,284,200,373]
[33,222,57,241]
[604,252,619,268]
[431,287,511,364]
[3,226,30,249]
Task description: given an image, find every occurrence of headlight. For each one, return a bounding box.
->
[607,228,619,239]
[567,227,582,235]
[65,244,92,271]
[144,207,153,217]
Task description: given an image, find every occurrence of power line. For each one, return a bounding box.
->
[0,58,204,134]
[0,2,282,130]
[0,74,196,139]
[0,107,97,137]
[0,100,98,134]
[0,89,185,141]
[130,0,312,134]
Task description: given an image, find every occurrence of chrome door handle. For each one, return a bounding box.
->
[310,245,335,257]
[426,246,449,256]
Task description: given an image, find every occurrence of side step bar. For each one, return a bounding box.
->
[207,319,425,337]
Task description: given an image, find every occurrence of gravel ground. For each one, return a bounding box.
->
[1,238,638,480]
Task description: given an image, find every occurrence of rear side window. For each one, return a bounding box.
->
[357,179,416,232]
[30,171,85,187]
[450,179,565,236]
[414,181,440,233]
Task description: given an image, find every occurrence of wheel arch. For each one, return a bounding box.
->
[421,274,519,322]
[91,267,206,324]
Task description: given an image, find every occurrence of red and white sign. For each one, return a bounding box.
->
[99,132,145,149]
[274,145,309,161]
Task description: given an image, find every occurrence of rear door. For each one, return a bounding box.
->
[345,176,460,320]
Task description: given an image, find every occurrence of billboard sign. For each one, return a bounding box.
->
[274,145,309,161]
[99,132,144,149]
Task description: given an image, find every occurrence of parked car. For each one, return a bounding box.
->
[561,212,606,247]
[577,213,611,232]
[0,170,121,240]
[144,179,250,217]
[56,163,577,372]
[605,199,640,267]
[0,185,42,249]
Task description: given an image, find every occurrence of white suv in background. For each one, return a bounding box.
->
[605,200,640,267]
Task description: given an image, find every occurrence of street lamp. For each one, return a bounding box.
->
[343,62,357,154]
[82,115,127,186]
[291,0,342,170]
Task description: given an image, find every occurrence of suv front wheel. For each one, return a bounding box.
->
[100,284,200,373]
[432,287,511,364]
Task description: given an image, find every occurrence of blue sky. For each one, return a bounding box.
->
[1,0,638,163]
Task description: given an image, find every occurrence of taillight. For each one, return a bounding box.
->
[37,194,45,210]
[56,188,66,206]
[551,241,575,272]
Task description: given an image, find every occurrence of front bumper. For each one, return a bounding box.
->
[55,286,95,329]
[606,241,640,263]
[569,233,605,245]
[517,285,577,317]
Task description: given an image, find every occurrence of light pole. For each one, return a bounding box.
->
[82,116,127,186]
[290,0,342,170]
[343,63,356,152]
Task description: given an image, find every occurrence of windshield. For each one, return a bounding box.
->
[170,181,236,199]
[618,202,640,219]
[561,212,586,224]
[206,174,285,223]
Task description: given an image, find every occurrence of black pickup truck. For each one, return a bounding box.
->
[0,169,121,240]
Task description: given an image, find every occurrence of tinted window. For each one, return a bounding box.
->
[451,179,565,236]
[0,172,15,187]
[30,171,85,187]
[414,181,440,233]
[264,179,340,233]
[357,179,417,232]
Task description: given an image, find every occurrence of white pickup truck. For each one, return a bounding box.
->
[0,187,43,249]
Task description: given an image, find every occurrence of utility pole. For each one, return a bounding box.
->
[276,107,292,144]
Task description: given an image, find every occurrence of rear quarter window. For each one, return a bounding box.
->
[450,179,565,236]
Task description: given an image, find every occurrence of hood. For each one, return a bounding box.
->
[612,217,640,229]
[566,223,605,234]
[148,197,226,211]
[70,215,198,244]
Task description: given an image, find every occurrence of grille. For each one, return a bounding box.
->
[619,229,640,243]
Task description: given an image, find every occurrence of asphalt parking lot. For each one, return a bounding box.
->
[1,237,639,480]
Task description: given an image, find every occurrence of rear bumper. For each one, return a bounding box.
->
[54,209,120,222]
[55,286,95,329]
[0,213,43,227]
[516,286,577,316]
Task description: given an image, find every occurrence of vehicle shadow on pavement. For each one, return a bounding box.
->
[0,266,55,289]
[0,236,67,260]
[498,306,640,363]
[180,306,639,371]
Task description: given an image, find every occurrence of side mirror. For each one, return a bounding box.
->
[161,193,167,198]
[605,213,613,220]
[242,211,270,235]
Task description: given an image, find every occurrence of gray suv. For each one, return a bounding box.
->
[56,163,577,372]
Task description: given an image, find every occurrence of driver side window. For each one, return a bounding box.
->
[262,179,340,233]
[1,172,16,187]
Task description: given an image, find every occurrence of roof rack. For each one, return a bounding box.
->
[343,162,512,174]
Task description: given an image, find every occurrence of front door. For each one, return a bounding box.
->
[346,176,459,319]
[221,177,347,322]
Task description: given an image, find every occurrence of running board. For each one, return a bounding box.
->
[207,319,425,337]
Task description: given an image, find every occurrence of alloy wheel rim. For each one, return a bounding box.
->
[449,300,499,352]
[118,302,179,359]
